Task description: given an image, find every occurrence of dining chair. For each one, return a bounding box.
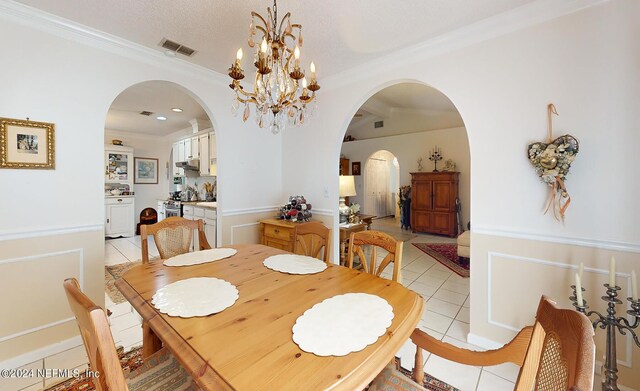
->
[369,296,595,391]
[292,221,331,264]
[140,216,211,264]
[62,278,198,391]
[346,230,403,282]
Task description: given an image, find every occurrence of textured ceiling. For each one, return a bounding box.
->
[346,82,463,139]
[106,81,210,136]
[16,0,535,77]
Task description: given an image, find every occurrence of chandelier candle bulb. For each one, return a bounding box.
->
[609,256,616,287]
[229,0,320,133]
[575,273,584,306]
[310,62,316,80]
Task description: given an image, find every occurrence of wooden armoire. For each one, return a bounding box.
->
[410,172,459,237]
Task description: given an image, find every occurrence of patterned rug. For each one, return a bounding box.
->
[412,243,470,278]
[105,261,141,304]
[395,357,460,391]
[45,346,143,391]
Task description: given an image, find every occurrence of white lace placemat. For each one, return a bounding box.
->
[292,293,394,356]
[151,277,239,317]
[163,248,238,267]
[263,254,328,275]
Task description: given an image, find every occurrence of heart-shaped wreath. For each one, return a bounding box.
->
[527,104,579,220]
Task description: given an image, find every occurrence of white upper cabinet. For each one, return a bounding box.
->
[105,145,134,185]
[209,131,217,159]
[199,133,210,176]
[190,136,199,159]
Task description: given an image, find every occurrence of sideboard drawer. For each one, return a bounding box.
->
[263,224,292,241]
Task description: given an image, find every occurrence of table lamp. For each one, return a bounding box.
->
[339,175,357,224]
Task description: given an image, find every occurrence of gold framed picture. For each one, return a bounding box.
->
[0,117,55,169]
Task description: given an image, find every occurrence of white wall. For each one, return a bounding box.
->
[0,3,282,365]
[283,1,640,387]
[341,127,471,227]
[104,130,173,224]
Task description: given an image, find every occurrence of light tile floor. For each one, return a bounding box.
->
[101,219,517,391]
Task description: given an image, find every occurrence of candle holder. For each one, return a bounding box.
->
[428,149,443,172]
[569,283,640,391]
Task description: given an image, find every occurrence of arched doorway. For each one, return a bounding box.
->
[103,80,217,245]
[363,150,400,218]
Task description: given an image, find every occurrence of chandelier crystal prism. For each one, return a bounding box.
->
[228,0,320,134]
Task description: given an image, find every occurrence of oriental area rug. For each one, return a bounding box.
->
[45,346,144,391]
[105,261,142,304]
[46,348,458,391]
[412,243,470,278]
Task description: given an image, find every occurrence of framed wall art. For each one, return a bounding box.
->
[0,117,55,169]
[134,157,159,184]
[352,161,361,176]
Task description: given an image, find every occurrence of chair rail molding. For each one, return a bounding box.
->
[0,224,103,242]
[474,226,640,254]
[486,251,634,368]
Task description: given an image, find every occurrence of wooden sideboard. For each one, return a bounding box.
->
[260,218,298,252]
[410,172,459,237]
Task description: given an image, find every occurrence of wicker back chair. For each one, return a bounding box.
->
[140,216,211,264]
[63,278,196,390]
[292,222,331,264]
[346,230,403,282]
[369,296,595,391]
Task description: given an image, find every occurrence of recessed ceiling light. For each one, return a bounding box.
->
[157,116,167,121]
[171,108,183,112]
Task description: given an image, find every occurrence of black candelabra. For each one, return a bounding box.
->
[570,284,640,391]
[428,146,443,172]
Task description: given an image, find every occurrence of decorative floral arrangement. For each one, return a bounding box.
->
[528,136,579,190]
[527,104,580,220]
[349,203,360,215]
[398,185,411,208]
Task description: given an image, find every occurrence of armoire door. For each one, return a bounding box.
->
[432,181,453,211]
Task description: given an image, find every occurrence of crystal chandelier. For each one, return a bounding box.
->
[228,0,320,134]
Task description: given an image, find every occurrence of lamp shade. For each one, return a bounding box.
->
[339,175,357,197]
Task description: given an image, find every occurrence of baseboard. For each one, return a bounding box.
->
[466,332,504,350]
[0,336,82,370]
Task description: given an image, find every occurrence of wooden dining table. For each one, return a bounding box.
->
[115,243,423,391]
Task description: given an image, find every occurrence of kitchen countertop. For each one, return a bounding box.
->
[181,201,217,209]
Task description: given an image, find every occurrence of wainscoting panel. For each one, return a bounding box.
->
[0,227,103,363]
[471,232,640,388]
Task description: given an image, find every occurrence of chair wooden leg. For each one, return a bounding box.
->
[142,322,162,358]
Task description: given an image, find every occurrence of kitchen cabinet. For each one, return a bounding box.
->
[190,136,199,159]
[410,172,459,237]
[105,196,135,238]
[204,208,216,247]
[105,146,133,185]
[199,133,210,176]
[182,205,216,248]
[209,131,217,159]
[172,143,181,177]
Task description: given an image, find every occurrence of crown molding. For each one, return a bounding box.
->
[0,0,228,84]
[322,0,609,90]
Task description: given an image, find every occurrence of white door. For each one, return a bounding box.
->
[364,158,390,217]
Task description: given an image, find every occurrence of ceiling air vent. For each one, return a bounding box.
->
[160,38,197,57]
[374,121,384,128]
[139,111,153,116]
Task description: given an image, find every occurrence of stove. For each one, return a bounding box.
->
[164,200,182,217]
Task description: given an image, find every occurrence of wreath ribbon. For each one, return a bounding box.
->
[544,103,569,221]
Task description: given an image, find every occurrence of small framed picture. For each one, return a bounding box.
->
[1,117,55,169]
[352,161,361,176]
[134,157,159,184]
